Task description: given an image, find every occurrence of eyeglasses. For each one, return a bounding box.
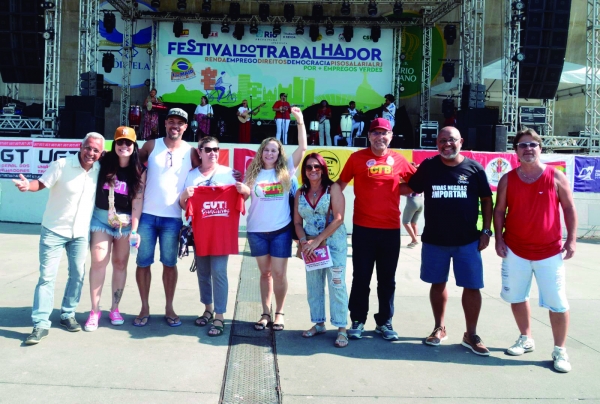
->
[166,151,173,167]
[516,142,540,149]
[305,164,322,171]
[438,137,461,144]
[203,147,219,153]
[116,139,133,147]
[83,146,102,154]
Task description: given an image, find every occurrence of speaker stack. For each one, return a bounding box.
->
[0,1,45,84]
[518,0,572,99]
[59,96,105,138]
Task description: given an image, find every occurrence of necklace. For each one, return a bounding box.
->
[518,167,543,182]
[310,185,321,199]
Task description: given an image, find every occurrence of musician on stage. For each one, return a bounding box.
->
[237,99,261,143]
[317,99,332,146]
[194,96,213,139]
[348,101,364,146]
[142,88,161,140]
[382,94,396,130]
[272,93,291,145]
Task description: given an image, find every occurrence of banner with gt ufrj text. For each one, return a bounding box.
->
[574,156,600,193]
[156,23,393,121]
[0,140,80,180]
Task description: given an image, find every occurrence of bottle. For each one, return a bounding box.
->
[130,231,139,256]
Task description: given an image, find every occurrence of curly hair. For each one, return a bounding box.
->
[244,137,291,193]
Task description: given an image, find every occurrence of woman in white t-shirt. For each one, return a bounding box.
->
[239,107,308,331]
[194,96,213,138]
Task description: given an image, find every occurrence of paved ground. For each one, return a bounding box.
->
[0,221,599,403]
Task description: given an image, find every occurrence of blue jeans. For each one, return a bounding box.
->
[32,226,89,329]
[306,265,348,328]
[136,213,182,267]
[196,255,229,314]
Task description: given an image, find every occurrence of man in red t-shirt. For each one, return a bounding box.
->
[272,93,291,145]
[337,118,416,341]
[494,129,577,373]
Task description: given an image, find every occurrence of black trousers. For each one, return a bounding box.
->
[348,224,401,326]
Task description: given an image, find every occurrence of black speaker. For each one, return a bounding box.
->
[58,110,76,138]
[495,125,508,152]
[65,96,105,119]
[475,125,495,152]
[354,137,367,148]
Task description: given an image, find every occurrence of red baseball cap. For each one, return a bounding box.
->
[369,118,392,132]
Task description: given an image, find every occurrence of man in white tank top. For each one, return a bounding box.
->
[134,108,200,327]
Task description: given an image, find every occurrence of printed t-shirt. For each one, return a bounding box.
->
[503,166,562,261]
[246,156,296,232]
[273,101,291,120]
[184,165,236,188]
[95,165,132,213]
[339,148,416,229]
[408,155,492,246]
[186,185,245,256]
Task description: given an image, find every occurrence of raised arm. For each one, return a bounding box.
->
[290,107,307,168]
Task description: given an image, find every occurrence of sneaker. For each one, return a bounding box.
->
[347,321,365,339]
[60,316,82,332]
[425,326,448,346]
[552,347,572,373]
[84,311,101,332]
[109,309,125,326]
[461,332,490,356]
[407,241,419,248]
[506,335,535,356]
[25,327,49,345]
[375,322,399,341]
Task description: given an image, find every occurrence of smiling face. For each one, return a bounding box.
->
[304,157,322,183]
[368,129,393,155]
[437,127,463,161]
[80,137,104,170]
[165,116,187,140]
[200,140,219,165]
[262,140,280,169]
[115,139,134,158]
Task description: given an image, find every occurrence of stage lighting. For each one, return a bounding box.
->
[393,1,403,16]
[233,23,244,40]
[343,26,353,42]
[201,22,211,39]
[177,0,186,11]
[250,20,258,34]
[273,23,281,35]
[229,2,240,19]
[370,25,381,42]
[312,4,323,22]
[368,0,377,17]
[398,84,405,93]
[150,0,160,8]
[284,4,295,22]
[173,19,183,37]
[42,29,55,40]
[202,0,211,13]
[296,20,305,35]
[40,2,55,9]
[309,24,319,42]
[259,3,270,21]
[104,12,116,34]
[102,53,115,73]
[442,62,455,82]
[325,21,334,36]
[340,1,350,16]
[221,19,230,33]
[444,25,457,45]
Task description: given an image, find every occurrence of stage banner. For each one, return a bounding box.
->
[156,23,393,120]
[32,141,81,177]
[573,156,600,193]
[0,140,34,179]
[540,154,574,191]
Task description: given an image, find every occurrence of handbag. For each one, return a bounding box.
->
[107,184,131,233]
[295,186,333,259]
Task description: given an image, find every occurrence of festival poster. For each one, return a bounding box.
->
[31,141,81,177]
[0,140,34,179]
[573,156,600,193]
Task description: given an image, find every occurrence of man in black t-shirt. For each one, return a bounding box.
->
[408,126,493,356]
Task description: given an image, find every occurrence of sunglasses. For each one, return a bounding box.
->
[202,147,220,153]
[516,142,540,149]
[305,164,322,171]
[116,139,133,147]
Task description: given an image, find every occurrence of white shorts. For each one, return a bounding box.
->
[500,247,569,313]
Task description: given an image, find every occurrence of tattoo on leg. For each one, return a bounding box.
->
[113,289,124,304]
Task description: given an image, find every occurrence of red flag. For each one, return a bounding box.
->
[233,148,257,179]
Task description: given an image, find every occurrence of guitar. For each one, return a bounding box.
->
[238,103,266,123]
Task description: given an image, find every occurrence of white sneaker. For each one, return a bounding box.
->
[552,347,572,373]
[506,335,535,356]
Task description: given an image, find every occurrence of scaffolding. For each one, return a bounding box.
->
[77,0,99,91]
[586,0,600,154]
[392,27,403,103]
[461,0,484,85]
[420,8,433,122]
[501,0,521,136]
[40,0,62,138]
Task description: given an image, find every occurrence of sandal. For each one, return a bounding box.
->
[254,313,271,330]
[208,319,224,337]
[195,310,214,327]
[335,331,349,348]
[302,324,326,338]
[272,312,285,332]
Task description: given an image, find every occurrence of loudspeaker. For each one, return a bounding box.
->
[354,137,367,148]
[461,84,486,109]
[58,110,75,138]
[495,125,508,152]
[65,96,105,118]
[475,125,495,152]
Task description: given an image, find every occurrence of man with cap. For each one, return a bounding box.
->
[272,93,291,145]
[134,108,201,327]
[337,118,416,341]
[13,132,105,344]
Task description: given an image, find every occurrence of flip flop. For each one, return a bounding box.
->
[133,316,150,327]
[208,319,224,337]
[165,316,182,327]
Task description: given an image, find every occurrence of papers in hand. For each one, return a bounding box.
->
[302,246,333,271]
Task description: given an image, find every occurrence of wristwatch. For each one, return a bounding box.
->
[482,229,493,237]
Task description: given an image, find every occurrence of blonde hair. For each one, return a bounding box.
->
[244,137,291,193]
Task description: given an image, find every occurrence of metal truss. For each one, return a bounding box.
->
[78,0,99,89]
[0,117,43,131]
[424,0,461,24]
[501,0,521,136]
[4,84,18,100]
[586,0,600,154]
[392,27,403,101]
[461,0,484,86]
[543,98,554,137]
[149,21,158,90]
[41,0,61,138]
[542,135,591,153]
[420,8,433,122]
[121,17,133,126]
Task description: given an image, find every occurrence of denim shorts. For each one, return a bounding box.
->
[247,224,292,258]
[90,207,132,239]
[420,240,484,289]
[136,213,182,267]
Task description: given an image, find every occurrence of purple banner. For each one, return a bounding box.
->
[574,156,600,193]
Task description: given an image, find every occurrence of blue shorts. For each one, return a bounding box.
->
[136,213,182,267]
[247,224,292,258]
[420,240,484,289]
[90,207,132,239]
